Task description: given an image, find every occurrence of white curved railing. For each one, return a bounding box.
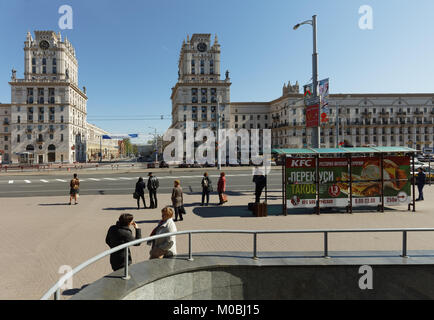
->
[41,228,434,300]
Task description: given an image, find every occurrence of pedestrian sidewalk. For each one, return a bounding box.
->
[1,187,434,299]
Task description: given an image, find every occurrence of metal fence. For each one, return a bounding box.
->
[41,227,434,300]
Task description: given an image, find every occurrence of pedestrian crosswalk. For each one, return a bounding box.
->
[0,173,281,185]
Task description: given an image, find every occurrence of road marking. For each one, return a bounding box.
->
[103,178,117,181]
[8,180,13,184]
[88,178,100,181]
[24,180,31,183]
[56,179,67,182]
[119,177,134,180]
[40,179,48,183]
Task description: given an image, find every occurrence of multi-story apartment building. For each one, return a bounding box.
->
[270,93,434,150]
[0,103,12,163]
[170,34,434,156]
[4,31,117,164]
[86,123,119,161]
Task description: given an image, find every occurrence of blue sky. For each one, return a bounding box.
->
[0,0,433,143]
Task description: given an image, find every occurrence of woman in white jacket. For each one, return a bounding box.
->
[148,206,177,259]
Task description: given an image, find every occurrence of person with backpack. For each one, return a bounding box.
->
[69,173,80,205]
[105,213,142,271]
[135,177,146,209]
[147,172,159,209]
[201,172,212,206]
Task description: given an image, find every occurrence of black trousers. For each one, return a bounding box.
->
[255,186,264,203]
[174,206,183,220]
[149,190,158,208]
[202,190,210,204]
[417,184,424,200]
[137,194,146,208]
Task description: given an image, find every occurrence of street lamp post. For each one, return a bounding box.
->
[217,95,222,170]
[294,15,320,148]
[149,127,158,163]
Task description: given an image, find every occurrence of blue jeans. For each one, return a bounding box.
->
[417,185,424,200]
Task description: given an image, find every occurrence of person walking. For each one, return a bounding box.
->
[217,172,227,205]
[201,172,212,206]
[171,180,184,221]
[147,172,159,209]
[253,167,267,203]
[69,173,80,205]
[135,177,146,209]
[416,167,426,201]
[148,206,177,259]
[105,213,142,271]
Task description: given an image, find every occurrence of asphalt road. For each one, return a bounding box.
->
[0,169,283,197]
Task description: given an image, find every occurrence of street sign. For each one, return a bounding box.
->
[423,147,433,154]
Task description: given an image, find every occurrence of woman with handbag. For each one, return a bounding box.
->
[217,172,227,205]
[171,180,185,221]
[148,206,177,259]
[134,177,146,209]
[69,173,80,205]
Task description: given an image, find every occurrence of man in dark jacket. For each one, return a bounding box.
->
[105,213,142,271]
[135,177,146,209]
[253,167,267,203]
[147,172,159,208]
[416,167,426,201]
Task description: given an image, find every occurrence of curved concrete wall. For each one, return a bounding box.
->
[71,251,434,300]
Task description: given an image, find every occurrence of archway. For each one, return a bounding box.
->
[48,144,56,162]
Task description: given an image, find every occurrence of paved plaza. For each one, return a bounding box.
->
[2,183,434,299]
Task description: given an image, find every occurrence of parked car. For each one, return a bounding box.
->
[178,162,190,168]
[204,161,215,167]
[191,161,201,168]
[147,162,157,168]
[159,160,169,168]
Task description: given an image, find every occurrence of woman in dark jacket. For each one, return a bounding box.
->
[201,172,212,206]
[105,213,142,271]
[135,177,146,209]
[171,180,184,221]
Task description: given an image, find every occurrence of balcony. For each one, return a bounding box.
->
[25,129,32,134]
[3,120,9,125]
[36,138,44,144]
[27,97,34,104]
[379,111,389,117]
[361,111,372,117]
[397,111,407,116]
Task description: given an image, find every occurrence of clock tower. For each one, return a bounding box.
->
[171,34,231,158]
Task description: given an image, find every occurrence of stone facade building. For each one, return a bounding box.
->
[170,34,434,156]
[1,31,117,164]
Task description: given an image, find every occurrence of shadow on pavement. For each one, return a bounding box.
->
[135,219,160,224]
[102,207,142,211]
[192,204,285,218]
[62,284,89,296]
[39,203,71,206]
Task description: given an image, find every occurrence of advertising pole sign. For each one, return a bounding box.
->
[318,78,329,123]
[306,104,320,128]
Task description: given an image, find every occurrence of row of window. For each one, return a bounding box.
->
[234,115,268,122]
[32,58,56,66]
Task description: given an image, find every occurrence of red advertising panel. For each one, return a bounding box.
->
[306,104,319,128]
